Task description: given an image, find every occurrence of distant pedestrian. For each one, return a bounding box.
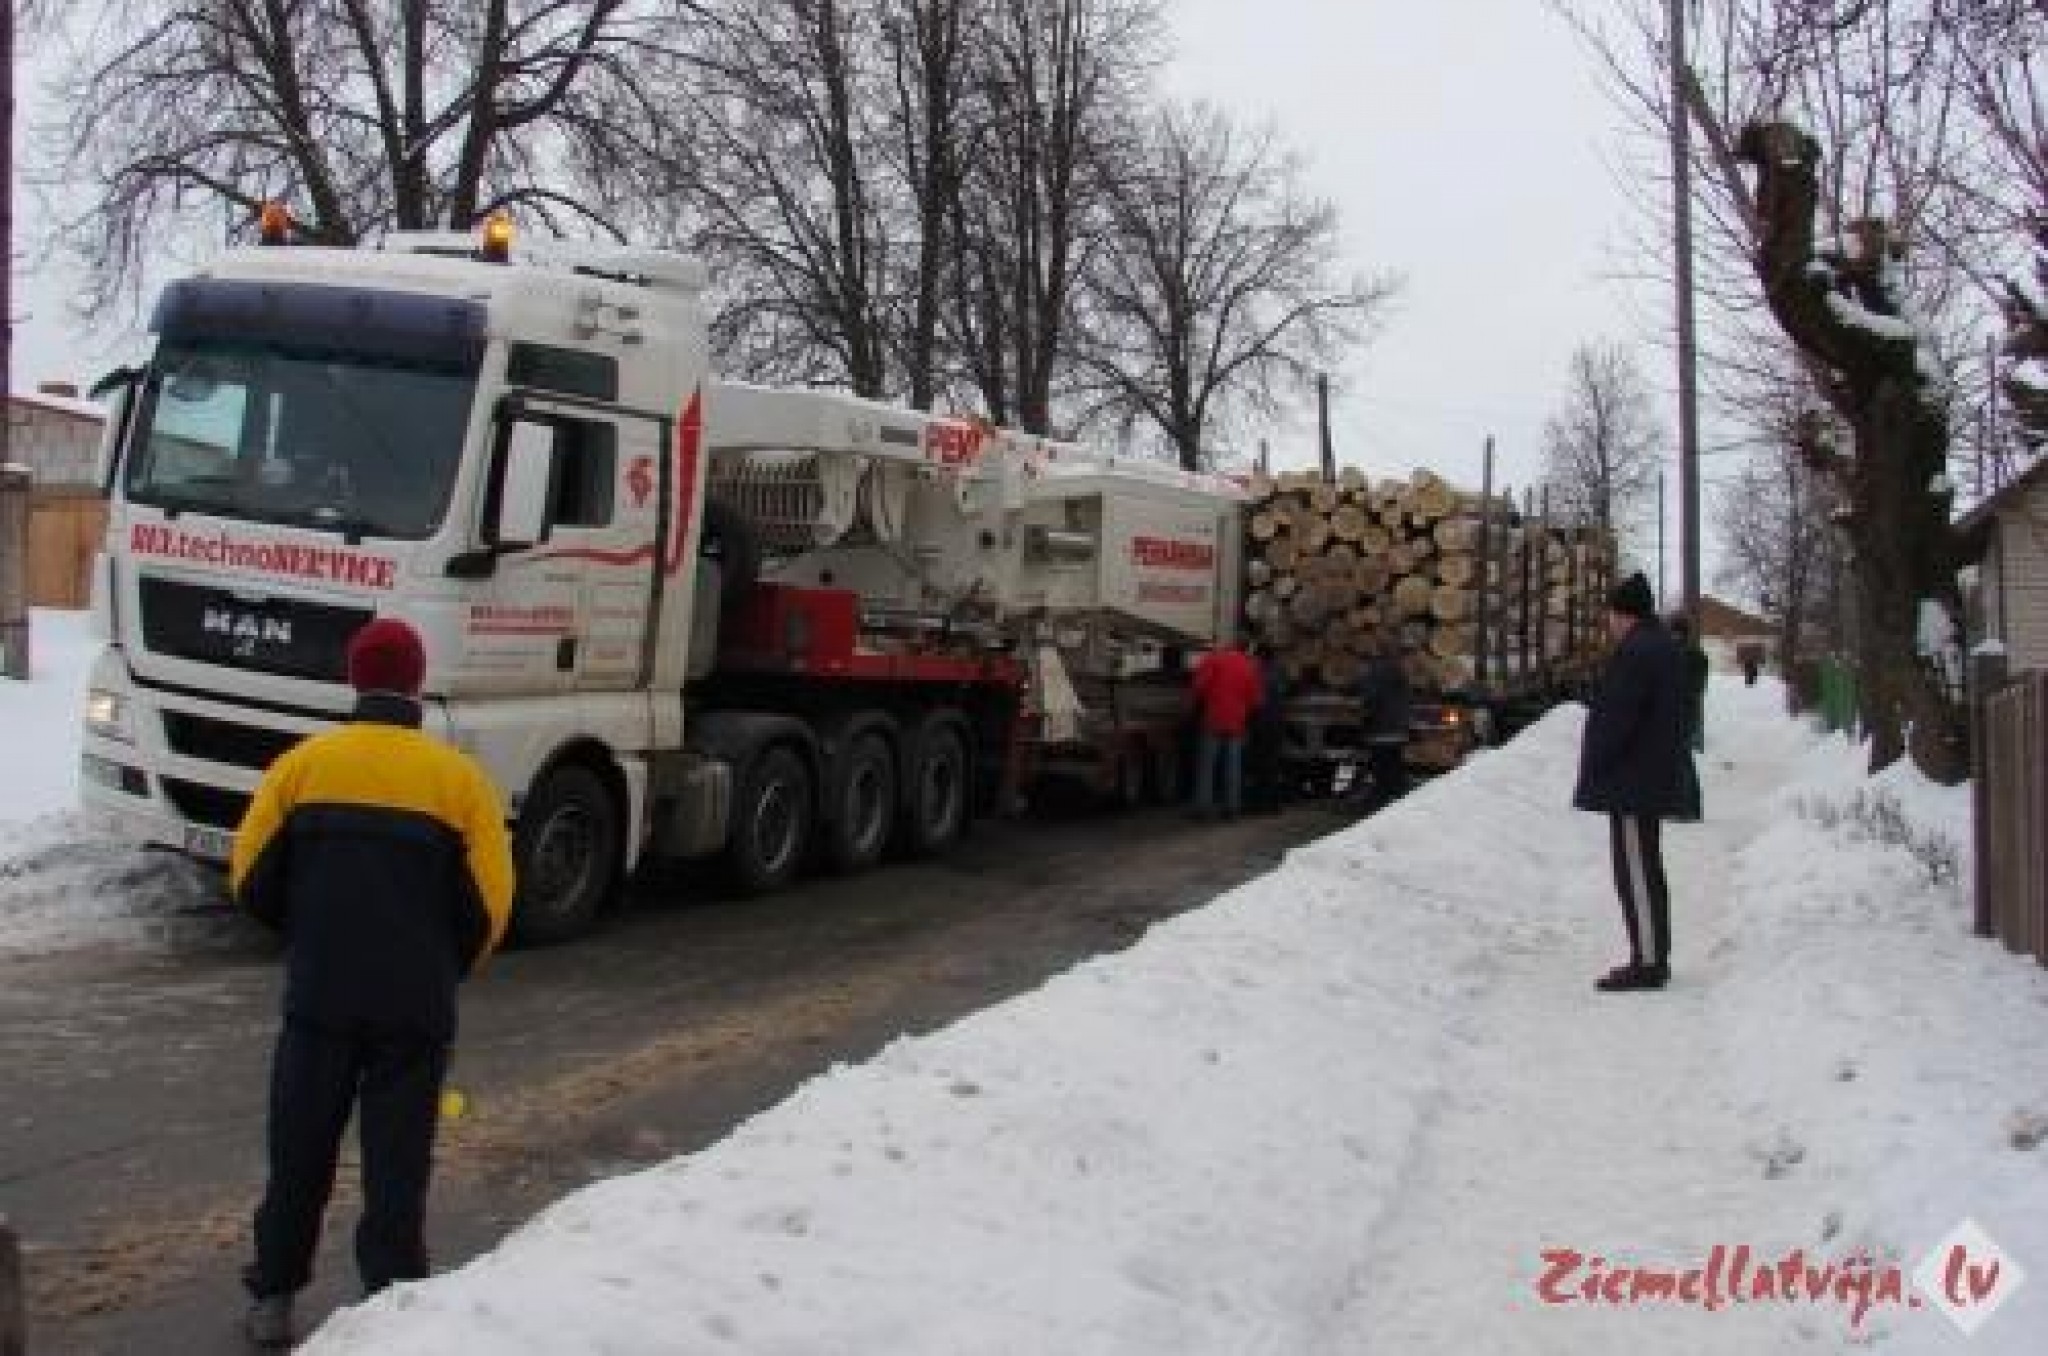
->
[1670,614,1710,753]
[1739,644,1763,687]
[1573,573,1695,993]
[1188,632,1264,820]
[1355,638,1413,812]
[230,618,514,1347]
[1246,642,1290,814]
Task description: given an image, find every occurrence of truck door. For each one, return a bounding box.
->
[471,404,665,693]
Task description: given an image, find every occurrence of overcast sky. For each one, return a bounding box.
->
[1165,0,1668,497]
[11,2,1677,564]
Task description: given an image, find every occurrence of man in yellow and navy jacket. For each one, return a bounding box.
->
[230,616,513,1346]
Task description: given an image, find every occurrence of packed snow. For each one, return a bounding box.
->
[4,628,2044,1352]
[0,610,220,954]
[304,681,2042,1353]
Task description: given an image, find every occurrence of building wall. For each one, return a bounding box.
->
[7,400,103,487]
[1996,479,2048,673]
[28,490,108,609]
[8,396,108,607]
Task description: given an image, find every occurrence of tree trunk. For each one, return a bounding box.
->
[1737,122,1968,784]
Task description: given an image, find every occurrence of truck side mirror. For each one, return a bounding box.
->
[493,420,557,551]
[90,366,143,493]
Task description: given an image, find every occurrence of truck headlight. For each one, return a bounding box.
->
[85,688,133,742]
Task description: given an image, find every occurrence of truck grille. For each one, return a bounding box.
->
[140,577,371,682]
[162,711,303,773]
[163,778,252,831]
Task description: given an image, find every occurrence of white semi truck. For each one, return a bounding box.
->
[77,216,1246,941]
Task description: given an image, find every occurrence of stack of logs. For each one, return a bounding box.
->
[1241,466,1615,695]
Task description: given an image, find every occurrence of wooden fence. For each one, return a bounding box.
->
[1980,669,2048,965]
[27,490,106,610]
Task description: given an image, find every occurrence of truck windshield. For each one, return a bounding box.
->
[122,339,479,540]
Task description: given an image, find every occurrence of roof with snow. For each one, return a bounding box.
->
[1697,595,1771,640]
[8,390,107,424]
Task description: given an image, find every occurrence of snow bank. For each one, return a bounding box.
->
[304,713,1600,1355]
[302,678,2048,1355]
[1708,725,2047,1350]
[0,608,97,821]
[0,610,218,954]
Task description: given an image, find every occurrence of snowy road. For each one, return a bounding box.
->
[3,799,1338,1353]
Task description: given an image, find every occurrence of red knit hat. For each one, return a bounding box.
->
[347,618,426,695]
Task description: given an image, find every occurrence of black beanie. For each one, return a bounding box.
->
[1607,572,1655,620]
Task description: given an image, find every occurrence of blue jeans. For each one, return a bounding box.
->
[1194,731,1245,816]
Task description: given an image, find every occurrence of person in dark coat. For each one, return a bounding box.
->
[1245,643,1290,814]
[1356,638,1413,812]
[1573,573,1694,992]
[230,618,514,1346]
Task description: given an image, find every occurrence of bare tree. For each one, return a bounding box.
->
[881,0,975,409]
[1551,0,2032,780]
[1540,341,1665,554]
[44,0,674,308]
[1553,1,2037,499]
[2002,221,2048,457]
[1074,102,1390,470]
[1737,121,1967,779]
[1714,391,1847,680]
[660,0,897,397]
[948,0,1158,433]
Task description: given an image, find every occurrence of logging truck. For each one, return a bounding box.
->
[1240,467,1617,790]
[74,218,1611,942]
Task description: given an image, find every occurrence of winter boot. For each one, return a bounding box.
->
[1595,962,1667,993]
[245,1293,295,1348]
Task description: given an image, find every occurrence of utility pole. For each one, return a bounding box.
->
[1257,438,1270,477]
[1668,0,1703,625]
[1476,437,1495,690]
[0,0,22,682]
[1985,332,2004,495]
[1316,373,1335,483]
[1657,466,1667,606]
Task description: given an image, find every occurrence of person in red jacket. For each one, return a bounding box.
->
[1189,633,1264,819]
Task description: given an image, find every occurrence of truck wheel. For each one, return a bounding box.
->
[901,716,968,856]
[511,763,621,946]
[728,744,814,895]
[821,730,896,874]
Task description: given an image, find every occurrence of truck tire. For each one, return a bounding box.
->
[900,715,968,857]
[510,763,621,946]
[727,744,814,895]
[821,729,896,874]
